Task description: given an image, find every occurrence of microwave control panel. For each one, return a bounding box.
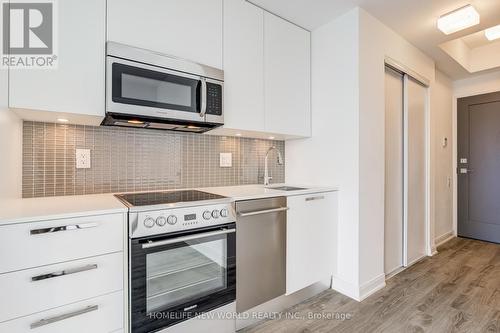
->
[206,82,222,116]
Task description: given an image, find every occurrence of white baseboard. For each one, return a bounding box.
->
[331,273,386,302]
[435,231,455,248]
[359,274,386,301]
[331,275,360,301]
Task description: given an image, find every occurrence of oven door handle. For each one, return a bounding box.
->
[142,227,235,249]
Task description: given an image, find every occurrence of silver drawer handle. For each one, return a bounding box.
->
[31,264,98,282]
[30,305,98,329]
[142,228,236,249]
[30,222,99,235]
[237,207,289,217]
[305,196,325,202]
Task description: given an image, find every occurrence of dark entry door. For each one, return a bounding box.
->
[458,91,500,243]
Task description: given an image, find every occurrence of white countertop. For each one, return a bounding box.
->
[0,194,127,225]
[199,184,338,201]
[0,184,338,225]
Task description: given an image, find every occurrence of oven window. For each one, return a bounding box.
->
[121,74,192,107]
[146,237,227,312]
[112,63,200,113]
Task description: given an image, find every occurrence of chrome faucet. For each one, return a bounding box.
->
[264,146,283,186]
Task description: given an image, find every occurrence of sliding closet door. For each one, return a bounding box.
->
[384,67,404,275]
[404,76,427,266]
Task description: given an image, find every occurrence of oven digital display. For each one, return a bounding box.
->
[184,214,197,221]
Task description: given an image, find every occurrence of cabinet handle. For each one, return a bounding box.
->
[305,196,325,202]
[31,264,98,282]
[30,222,98,235]
[30,305,98,329]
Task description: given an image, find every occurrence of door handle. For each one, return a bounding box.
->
[142,228,235,249]
[200,78,207,118]
[237,207,289,217]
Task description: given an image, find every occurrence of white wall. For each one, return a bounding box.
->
[287,7,440,301]
[453,70,500,98]
[357,8,435,295]
[0,68,23,199]
[431,70,453,244]
[285,9,360,294]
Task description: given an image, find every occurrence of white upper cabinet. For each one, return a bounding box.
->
[222,0,265,133]
[9,0,106,125]
[264,13,311,137]
[107,0,223,69]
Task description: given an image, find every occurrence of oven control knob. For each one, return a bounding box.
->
[203,211,212,220]
[144,217,155,228]
[167,215,177,225]
[156,216,167,227]
[220,209,229,218]
[212,210,220,219]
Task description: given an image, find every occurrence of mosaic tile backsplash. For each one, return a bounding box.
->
[22,122,285,198]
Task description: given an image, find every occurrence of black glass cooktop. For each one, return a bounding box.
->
[116,190,226,207]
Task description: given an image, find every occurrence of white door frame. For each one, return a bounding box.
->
[385,57,432,268]
[452,86,500,239]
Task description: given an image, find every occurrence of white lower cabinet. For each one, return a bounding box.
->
[286,192,337,294]
[0,252,123,322]
[0,213,124,274]
[0,212,126,332]
[0,291,123,333]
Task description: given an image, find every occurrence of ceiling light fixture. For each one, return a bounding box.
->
[235,133,242,136]
[268,136,275,140]
[127,120,144,124]
[57,118,69,123]
[485,24,500,41]
[437,4,480,35]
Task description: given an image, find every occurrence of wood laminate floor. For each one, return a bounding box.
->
[241,237,500,333]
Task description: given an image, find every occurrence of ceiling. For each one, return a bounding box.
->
[461,30,493,48]
[249,0,500,80]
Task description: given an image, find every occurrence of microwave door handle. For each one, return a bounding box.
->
[200,78,207,119]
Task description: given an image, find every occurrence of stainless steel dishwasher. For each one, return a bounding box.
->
[236,197,288,312]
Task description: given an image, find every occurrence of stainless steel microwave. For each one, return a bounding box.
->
[104,42,224,133]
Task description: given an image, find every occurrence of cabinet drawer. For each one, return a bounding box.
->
[0,291,123,333]
[0,252,123,322]
[0,213,124,273]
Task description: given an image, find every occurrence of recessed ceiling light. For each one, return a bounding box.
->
[437,5,480,35]
[268,136,275,140]
[485,24,500,41]
[57,118,69,123]
[235,133,242,136]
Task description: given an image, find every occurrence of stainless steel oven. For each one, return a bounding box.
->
[117,190,236,333]
[104,42,224,133]
[130,223,236,333]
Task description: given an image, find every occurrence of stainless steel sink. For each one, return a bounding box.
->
[267,186,307,191]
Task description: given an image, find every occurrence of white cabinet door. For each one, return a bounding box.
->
[107,0,223,69]
[0,291,123,333]
[286,191,337,294]
[222,0,265,132]
[9,0,105,125]
[0,252,123,322]
[264,13,311,137]
[0,213,124,274]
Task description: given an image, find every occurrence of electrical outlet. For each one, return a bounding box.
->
[219,153,232,167]
[76,149,91,169]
